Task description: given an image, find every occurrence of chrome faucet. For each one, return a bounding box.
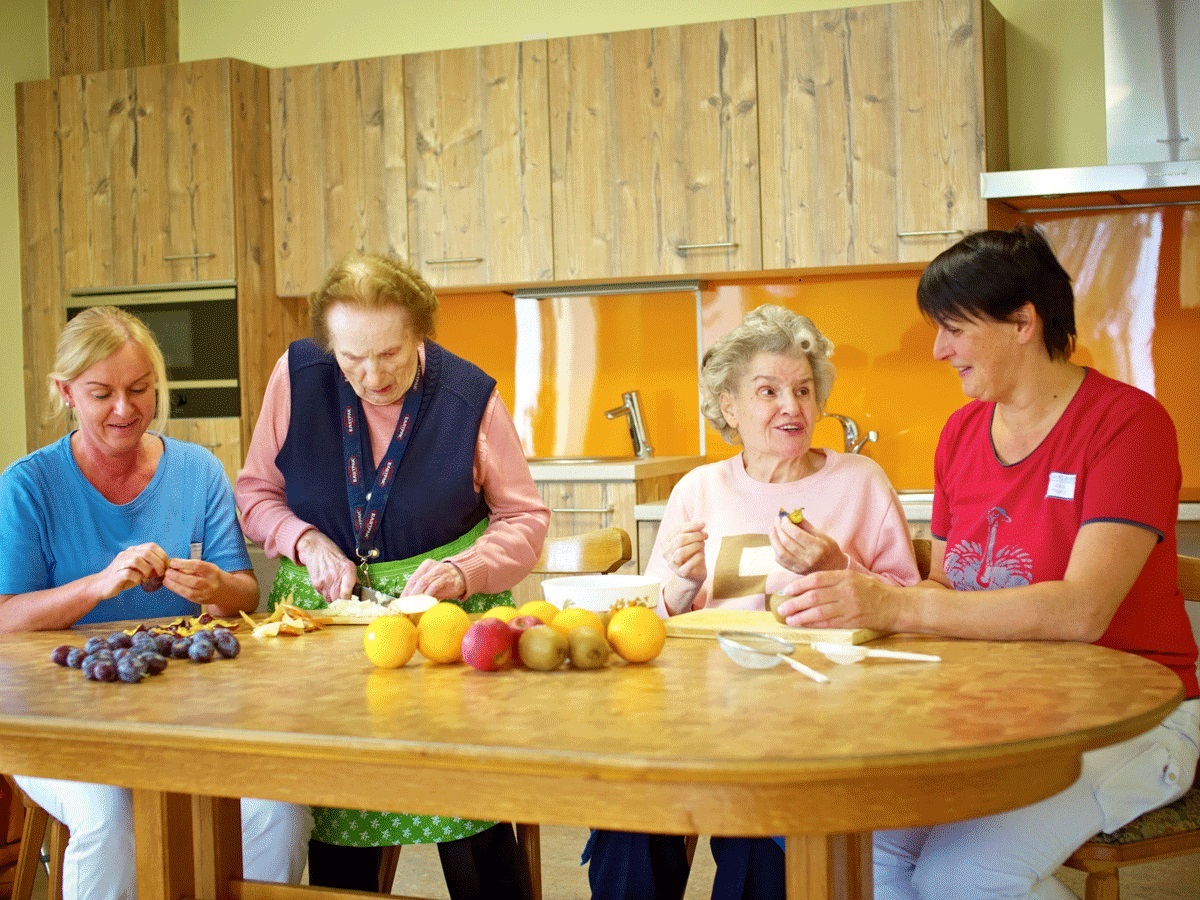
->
[605,390,654,459]
[824,413,878,454]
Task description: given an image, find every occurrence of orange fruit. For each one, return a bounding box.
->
[606,605,667,663]
[363,615,418,668]
[517,599,559,626]
[481,605,520,624]
[416,601,471,663]
[550,607,606,637]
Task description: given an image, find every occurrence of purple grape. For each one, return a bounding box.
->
[131,631,157,649]
[66,648,86,669]
[112,647,131,662]
[84,636,108,655]
[116,658,144,683]
[50,645,74,666]
[213,631,240,659]
[153,633,175,655]
[142,574,163,592]
[87,659,118,682]
[169,637,192,659]
[107,632,133,650]
[188,640,215,663]
[138,652,168,675]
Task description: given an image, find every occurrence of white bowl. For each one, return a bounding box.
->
[540,574,661,614]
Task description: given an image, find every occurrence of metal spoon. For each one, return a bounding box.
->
[716,631,830,684]
[810,641,942,666]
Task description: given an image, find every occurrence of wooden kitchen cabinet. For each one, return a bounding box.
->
[404,40,553,288]
[757,0,1008,268]
[55,61,237,289]
[270,57,407,297]
[162,417,243,486]
[547,19,762,281]
[18,58,304,457]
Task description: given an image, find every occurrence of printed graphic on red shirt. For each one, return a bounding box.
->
[943,507,1034,590]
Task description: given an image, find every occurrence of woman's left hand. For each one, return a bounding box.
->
[162,558,225,605]
[403,559,466,600]
[769,515,848,575]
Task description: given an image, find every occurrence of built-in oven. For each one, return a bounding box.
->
[65,282,240,418]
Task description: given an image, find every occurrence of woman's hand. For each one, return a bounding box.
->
[296,530,358,603]
[94,543,169,600]
[770,515,848,575]
[664,521,708,584]
[403,559,466,600]
[162,558,225,605]
[773,569,896,631]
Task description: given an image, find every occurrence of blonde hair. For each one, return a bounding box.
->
[48,307,170,433]
[309,252,438,350]
[700,304,836,445]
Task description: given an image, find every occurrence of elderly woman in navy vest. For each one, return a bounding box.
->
[235,252,550,900]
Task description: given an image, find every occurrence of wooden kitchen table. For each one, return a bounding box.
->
[0,623,1183,900]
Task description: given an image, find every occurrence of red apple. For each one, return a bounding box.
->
[505,616,543,667]
[461,618,515,671]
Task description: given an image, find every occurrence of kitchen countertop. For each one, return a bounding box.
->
[527,455,703,482]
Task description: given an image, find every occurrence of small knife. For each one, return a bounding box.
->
[352,583,401,606]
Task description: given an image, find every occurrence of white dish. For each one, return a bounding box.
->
[540,574,660,614]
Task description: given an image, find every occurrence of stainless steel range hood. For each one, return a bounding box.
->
[983,0,1200,213]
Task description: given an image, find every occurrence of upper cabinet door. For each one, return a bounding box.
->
[59,60,236,288]
[548,21,762,281]
[758,0,1003,268]
[404,41,553,288]
[271,57,407,297]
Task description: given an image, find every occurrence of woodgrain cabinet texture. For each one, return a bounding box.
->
[161,417,243,487]
[513,474,682,607]
[757,0,1007,267]
[17,58,307,458]
[268,0,1002,293]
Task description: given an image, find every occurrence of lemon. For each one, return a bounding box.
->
[550,607,606,637]
[481,605,520,624]
[517,599,560,626]
[363,615,418,668]
[417,601,471,663]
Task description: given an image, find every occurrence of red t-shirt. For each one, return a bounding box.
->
[933,368,1198,697]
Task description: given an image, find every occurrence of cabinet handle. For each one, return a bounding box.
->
[163,252,217,261]
[896,230,963,238]
[675,241,738,257]
[550,506,614,515]
[425,257,484,265]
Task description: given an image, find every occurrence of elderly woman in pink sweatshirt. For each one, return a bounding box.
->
[584,303,919,900]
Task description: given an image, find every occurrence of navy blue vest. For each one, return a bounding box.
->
[276,339,494,561]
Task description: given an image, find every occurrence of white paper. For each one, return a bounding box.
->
[738,545,788,578]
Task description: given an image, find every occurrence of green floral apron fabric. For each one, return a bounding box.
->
[267,518,513,845]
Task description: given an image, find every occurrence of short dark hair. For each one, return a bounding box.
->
[916,225,1076,359]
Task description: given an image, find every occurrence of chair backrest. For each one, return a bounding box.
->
[533,527,632,576]
[913,537,931,581]
[1180,553,1200,603]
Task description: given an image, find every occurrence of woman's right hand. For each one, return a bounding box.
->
[664,521,708,584]
[296,530,358,603]
[95,543,169,600]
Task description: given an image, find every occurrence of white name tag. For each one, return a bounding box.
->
[1046,472,1077,501]
[738,545,788,578]
[190,542,204,560]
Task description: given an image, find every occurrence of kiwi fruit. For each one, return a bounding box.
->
[518,625,569,671]
[568,625,612,670]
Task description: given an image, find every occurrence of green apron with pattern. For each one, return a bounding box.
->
[269,518,514,845]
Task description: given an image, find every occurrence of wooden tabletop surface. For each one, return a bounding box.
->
[0,622,1183,837]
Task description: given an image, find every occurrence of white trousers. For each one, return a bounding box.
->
[12,775,313,900]
[873,698,1200,899]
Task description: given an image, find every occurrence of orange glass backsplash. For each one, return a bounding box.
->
[437,208,1200,500]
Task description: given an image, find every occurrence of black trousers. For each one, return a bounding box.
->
[308,823,531,900]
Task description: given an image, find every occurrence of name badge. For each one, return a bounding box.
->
[1046,472,1076,501]
[190,542,204,560]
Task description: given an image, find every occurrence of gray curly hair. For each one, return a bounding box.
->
[700,305,836,445]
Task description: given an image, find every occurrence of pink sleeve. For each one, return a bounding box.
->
[233,353,316,562]
[448,391,551,597]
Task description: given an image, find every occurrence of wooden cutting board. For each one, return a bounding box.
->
[663,609,880,645]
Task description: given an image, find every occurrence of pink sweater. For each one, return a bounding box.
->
[649,451,919,615]
[235,349,549,597]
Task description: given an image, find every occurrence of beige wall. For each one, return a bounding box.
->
[1,0,48,468]
[2,0,1105,466]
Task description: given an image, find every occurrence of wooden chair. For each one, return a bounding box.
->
[378,527,633,899]
[1062,553,1200,899]
[1,776,67,900]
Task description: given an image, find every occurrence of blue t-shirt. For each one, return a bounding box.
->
[0,434,252,625]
